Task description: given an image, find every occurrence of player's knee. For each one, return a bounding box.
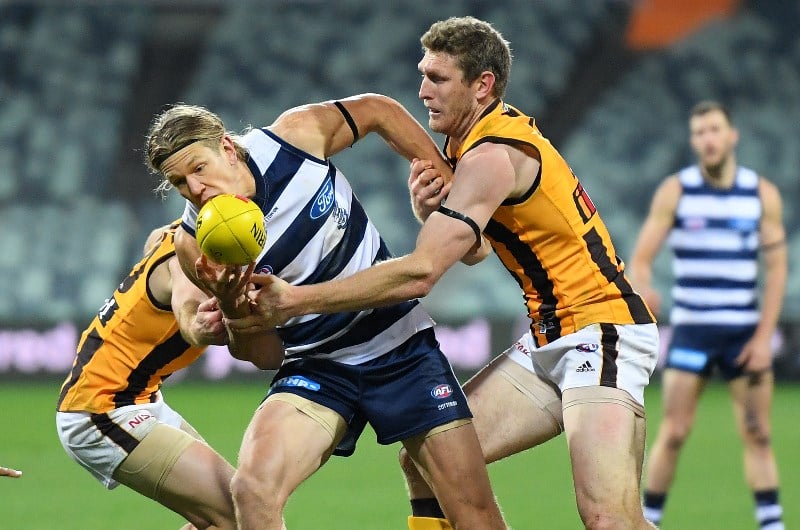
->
[743,413,772,447]
[744,424,772,448]
[662,420,692,449]
[580,511,634,530]
[230,465,286,512]
[575,485,644,530]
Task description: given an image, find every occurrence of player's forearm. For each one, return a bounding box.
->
[287,257,434,317]
[177,301,222,346]
[755,260,787,340]
[227,329,285,370]
[369,96,447,169]
[626,256,654,292]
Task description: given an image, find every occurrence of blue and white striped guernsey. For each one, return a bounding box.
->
[667,165,761,326]
[182,127,433,365]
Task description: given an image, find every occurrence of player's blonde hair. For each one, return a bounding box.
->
[145,104,249,194]
[421,16,512,98]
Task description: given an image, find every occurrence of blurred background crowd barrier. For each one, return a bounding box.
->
[1,0,798,379]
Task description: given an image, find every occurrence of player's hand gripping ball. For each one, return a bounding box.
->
[195,194,267,265]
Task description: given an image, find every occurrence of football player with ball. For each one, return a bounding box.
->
[145,94,507,530]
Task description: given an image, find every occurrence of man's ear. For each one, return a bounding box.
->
[221,135,237,165]
[475,71,496,100]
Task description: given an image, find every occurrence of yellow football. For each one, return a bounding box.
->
[195,194,267,265]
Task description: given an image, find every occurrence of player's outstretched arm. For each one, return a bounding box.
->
[247,142,514,318]
[270,93,452,179]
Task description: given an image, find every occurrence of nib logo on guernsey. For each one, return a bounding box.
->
[576,361,595,373]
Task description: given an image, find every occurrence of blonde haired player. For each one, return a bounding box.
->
[145,93,506,530]
[56,221,281,529]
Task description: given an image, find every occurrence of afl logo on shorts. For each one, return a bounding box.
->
[576,343,599,353]
[431,384,453,399]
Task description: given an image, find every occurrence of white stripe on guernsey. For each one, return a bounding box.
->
[673,259,757,280]
[677,195,761,218]
[284,304,434,365]
[672,286,756,306]
[756,504,783,521]
[246,132,282,172]
[669,229,759,251]
[670,306,759,325]
[679,165,758,189]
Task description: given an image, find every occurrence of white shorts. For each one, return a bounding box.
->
[56,400,187,489]
[505,323,658,406]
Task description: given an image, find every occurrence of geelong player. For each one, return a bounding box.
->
[56,221,281,529]
[145,95,507,529]
[632,101,787,530]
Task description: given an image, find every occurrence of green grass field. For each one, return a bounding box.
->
[2,380,798,529]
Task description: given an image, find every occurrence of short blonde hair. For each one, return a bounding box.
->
[145,104,248,193]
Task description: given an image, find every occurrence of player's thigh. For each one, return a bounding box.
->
[562,386,641,503]
[113,423,235,526]
[238,392,346,490]
[728,370,774,436]
[463,352,563,463]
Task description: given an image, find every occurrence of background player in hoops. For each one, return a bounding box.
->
[631,101,787,530]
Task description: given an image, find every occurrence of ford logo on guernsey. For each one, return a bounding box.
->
[310,177,335,219]
[275,376,321,391]
[431,384,453,399]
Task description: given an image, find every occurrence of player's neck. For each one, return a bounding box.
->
[700,156,736,189]
[447,99,496,156]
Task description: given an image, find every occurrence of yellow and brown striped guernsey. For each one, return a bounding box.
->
[447,100,654,347]
[57,221,206,413]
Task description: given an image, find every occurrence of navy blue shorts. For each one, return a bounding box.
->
[665,324,758,380]
[265,328,471,456]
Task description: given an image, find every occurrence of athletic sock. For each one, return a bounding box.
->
[407,516,453,530]
[642,491,667,526]
[754,489,785,530]
[408,498,450,530]
[410,498,446,518]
